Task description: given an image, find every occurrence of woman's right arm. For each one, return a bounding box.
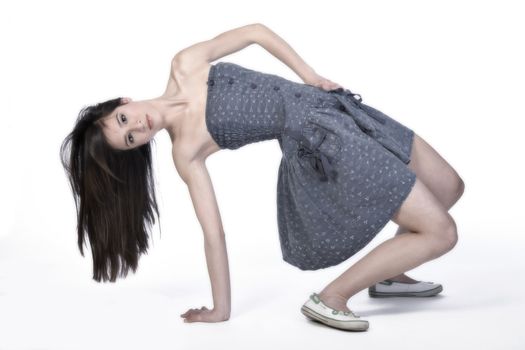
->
[174,154,231,322]
[173,23,336,89]
[173,23,261,64]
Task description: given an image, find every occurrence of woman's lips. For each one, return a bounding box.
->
[147,114,152,130]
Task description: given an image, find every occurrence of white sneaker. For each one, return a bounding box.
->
[300,292,369,331]
[369,279,443,298]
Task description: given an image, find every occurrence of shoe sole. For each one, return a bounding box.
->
[300,305,369,331]
[368,284,443,298]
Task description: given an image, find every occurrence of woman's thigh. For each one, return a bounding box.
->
[361,101,464,205]
[407,133,464,206]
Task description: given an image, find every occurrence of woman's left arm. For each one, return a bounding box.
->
[250,24,316,82]
[175,23,260,65]
[252,24,343,90]
[175,23,342,90]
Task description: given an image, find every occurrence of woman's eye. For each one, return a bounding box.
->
[121,114,127,123]
[128,134,134,144]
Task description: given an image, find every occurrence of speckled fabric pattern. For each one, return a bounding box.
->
[205,62,417,270]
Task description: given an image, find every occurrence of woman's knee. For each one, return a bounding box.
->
[442,214,459,251]
[428,213,458,255]
[439,171,465,206]
[436,172,465,209]
[392,176,459,252]
[455,176,465,201]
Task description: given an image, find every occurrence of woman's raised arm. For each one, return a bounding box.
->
[174,23,261,64]
[174,23,339,90]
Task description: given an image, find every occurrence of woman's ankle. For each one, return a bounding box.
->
[317,290,351,312]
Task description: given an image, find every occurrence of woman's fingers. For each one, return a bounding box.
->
[182,308,226,323]
[182,311,194,322]
[326,83,342,91]
[184,310,202,323]
[181,309,191,316]
[181,306,211,322]
[181,307,206,319]
[180,308,196,317]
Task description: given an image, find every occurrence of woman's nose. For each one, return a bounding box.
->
[133,120,145,131]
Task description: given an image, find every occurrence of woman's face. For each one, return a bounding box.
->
[100,98,157,150]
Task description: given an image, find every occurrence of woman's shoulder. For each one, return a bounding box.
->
[165,60,223,162]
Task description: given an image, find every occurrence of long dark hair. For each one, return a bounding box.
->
[60,97,161,282]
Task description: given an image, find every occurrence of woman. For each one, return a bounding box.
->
[60,23,465,331]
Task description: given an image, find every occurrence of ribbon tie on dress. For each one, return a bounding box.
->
[285,127,338,182]
[328,87,411,164]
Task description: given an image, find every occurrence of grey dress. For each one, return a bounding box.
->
[205,62,417,270]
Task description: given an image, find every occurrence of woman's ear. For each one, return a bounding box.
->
[121,97,132,104]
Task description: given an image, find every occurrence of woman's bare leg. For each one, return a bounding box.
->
[390,134,465,283]
[317,177,458,313]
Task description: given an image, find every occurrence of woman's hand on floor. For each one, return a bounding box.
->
[180,306,230,323]
[304,72,344,91]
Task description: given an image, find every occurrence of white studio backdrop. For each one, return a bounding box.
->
[0,0,524,349]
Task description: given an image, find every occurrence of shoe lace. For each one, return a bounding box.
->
[310,293,361,318]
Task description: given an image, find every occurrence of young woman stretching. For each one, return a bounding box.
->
[60,23,464,331]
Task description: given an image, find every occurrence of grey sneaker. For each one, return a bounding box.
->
[300,292,369,331]
[369,279,443,298]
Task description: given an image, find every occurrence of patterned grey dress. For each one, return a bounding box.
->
[205,62,417,270]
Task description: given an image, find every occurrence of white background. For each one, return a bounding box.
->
[1,0,524,349]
